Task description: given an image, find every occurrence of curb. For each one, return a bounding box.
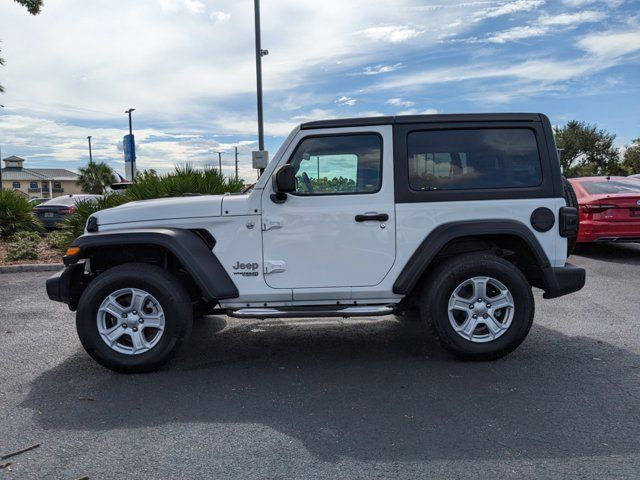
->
[0,263,64,274]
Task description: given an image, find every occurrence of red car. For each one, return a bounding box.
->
[569,176,640,243]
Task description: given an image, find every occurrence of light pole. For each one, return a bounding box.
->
[215,151,224,175]
[87,136,93,164]
[235,146,239,181]
[254,0,267,153]
[125,108,135,136]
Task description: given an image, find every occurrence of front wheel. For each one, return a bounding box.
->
[76,263,193,373]
[419,254,534,360]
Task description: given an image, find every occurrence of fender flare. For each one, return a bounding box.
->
[66,228,239,301]
[392,220,552,295]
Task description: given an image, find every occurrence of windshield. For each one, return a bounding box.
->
[581,180,640,195]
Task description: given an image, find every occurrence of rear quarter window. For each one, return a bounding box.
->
[407,128,542,191]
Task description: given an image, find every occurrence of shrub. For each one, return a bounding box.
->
[126,165,244,201]
[0,189,43,238]
[11,230,41,243]
[58,165,244,245]
[5,238,39,261]
[46,230,71,252]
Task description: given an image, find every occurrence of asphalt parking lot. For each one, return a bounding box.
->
[1,243,640,479]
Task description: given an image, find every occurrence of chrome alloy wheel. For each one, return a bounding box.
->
[96,288,166,355]
[447,276,515,343]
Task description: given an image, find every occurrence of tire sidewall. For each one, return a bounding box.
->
[76,264,192,372]
[425,256,534,358]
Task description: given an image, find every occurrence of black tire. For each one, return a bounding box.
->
[76,263,193,373]
[562,176,579,257]
[419,254,534,361]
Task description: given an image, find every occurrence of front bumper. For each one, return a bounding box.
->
[46,262,86,310]
[542,263,586,299]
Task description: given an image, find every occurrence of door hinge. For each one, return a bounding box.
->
[264,260,286,274]
[262,219,282,231]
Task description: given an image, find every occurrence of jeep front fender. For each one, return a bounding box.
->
[63,228,239,302]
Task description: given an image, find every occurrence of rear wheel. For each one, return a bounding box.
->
[419,254,534,360]
[76,263,193,373]
[562,176,579,256]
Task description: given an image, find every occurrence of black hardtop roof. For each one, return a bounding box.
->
[301,113,545,130]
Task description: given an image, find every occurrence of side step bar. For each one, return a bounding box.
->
[227,305,395,319]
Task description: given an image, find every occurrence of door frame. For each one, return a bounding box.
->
[260,125,397,299]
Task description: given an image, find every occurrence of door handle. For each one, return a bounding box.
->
[355,213,389,222]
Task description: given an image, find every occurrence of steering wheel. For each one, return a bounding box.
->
[301,171,314,193]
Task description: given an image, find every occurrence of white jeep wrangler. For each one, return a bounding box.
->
[47,113,584,372]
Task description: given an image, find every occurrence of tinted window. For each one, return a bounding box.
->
[407,129,542,191]
[289,134,382,195]
[581,180,640,195]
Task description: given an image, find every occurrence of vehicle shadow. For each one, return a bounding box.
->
[574,242,640,265]
[20,316,640,462]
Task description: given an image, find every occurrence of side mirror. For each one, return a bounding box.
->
[271,164,296,203]
[275,164,296,192]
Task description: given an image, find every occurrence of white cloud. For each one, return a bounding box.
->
[291,109,336,122]
[375,53,625,92]
[486,25,548,43]
[562,0,623,7]
[335,96,357,107]
[396,108,439,115]
[473,0,545,22]
[561,0,596,6]
[0,0,477,121]
[209,10,231,24]
[577,29,640,58]
[387,98,415,107]
[358,25,424,43]
[159,0,205,14]
[360,63,403,75]
[539,10,605,26]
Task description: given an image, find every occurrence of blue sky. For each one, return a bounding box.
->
[0,0,639,180]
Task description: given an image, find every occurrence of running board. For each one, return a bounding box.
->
[227,305,395,319]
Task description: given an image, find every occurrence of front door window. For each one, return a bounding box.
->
[288,134,382,195]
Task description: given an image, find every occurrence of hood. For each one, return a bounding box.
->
[94,195,224,226]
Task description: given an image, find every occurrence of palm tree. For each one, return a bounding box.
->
[77,162,117,194]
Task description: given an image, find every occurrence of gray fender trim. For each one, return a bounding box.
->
[392,220,552,295]
[67,228,239,301]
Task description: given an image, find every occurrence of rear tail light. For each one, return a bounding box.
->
[581,204,617,213]
[58,207,77,214]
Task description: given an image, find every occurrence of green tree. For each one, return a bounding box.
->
[622,138,640,175]
[309,176,357,193]
[554,120,623,177]
[77,162,118,194]
[13,0,43,15]
[1,1,43,92]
